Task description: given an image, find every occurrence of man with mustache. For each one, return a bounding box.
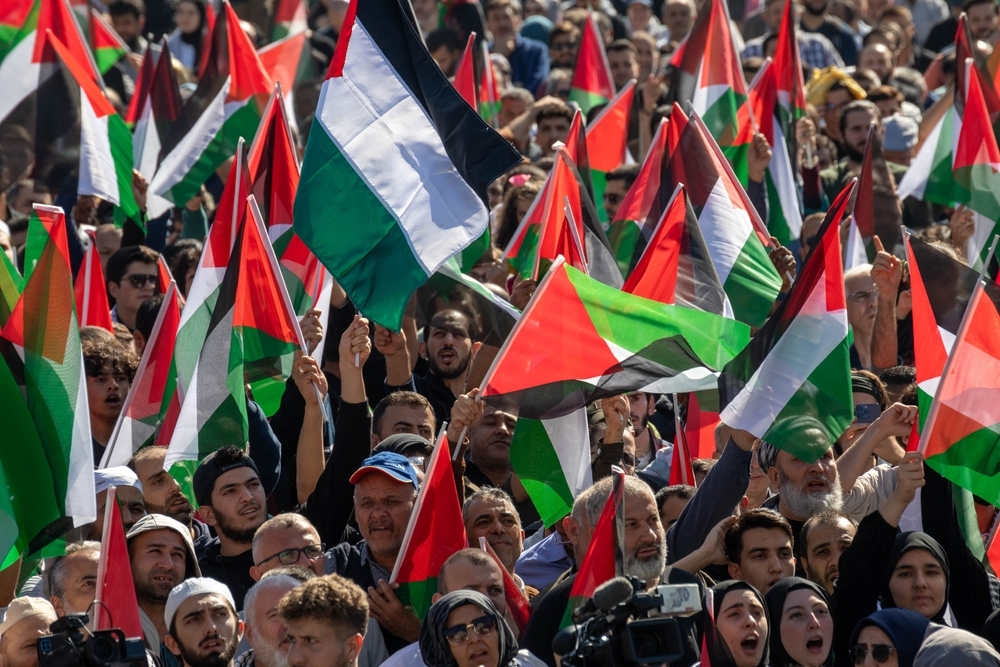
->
[128,514,202,662]
[164,579,243,667]
[194,447,270,612]
[798,511,857,596]
[462,488,527,585]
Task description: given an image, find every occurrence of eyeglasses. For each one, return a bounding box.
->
[123,274,158,289]
[850,644,896,665]
[442,615,497,645]
[256,543,326,567]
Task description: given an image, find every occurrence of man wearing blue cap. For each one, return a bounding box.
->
[326,451,421,657]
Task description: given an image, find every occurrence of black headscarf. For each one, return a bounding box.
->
[982,608,1000,653]
[704,580,770,667]
[849,608,930,667]
[764,577,834,667]
[419,591,518,667]
[879,532,950,623]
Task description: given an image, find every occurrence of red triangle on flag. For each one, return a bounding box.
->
[622,184,686,304]
[478,537,531,635]
[75,232,114,333]
[453,32,477,110]
[94,487,144,639]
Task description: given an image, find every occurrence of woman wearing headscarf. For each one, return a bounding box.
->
[848,609,928,667]
[166,0,207,75]
[420,591,519,667]
[831,454,995,667]
[765,578,834,667]
[913,625,1000,667]
[702,581,770,667]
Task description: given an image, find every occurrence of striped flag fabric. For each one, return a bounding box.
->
[150,0,272,208]
[100,281,182,468]
[93,487,143,638]
[270,0,306,40]
[391,432,467,619]
[75,230,114,332]
[257,30,312,136]
[157,255,173,295]
[664,105,782,328]
[718,183,855,463]
[669,419,696,486]
[480,257,750,420]
[684,390,721,459]
[292,0,521,330]
[88,8,127,74]
[1,204,95,557]
[477,537,531,633]
[478,41,501,125]
[568,12,614,115]
[453,32,477,109]
[509,409,592,528]
[41,30,140,227]
[0,0,33,60]
[622,183,733,318]
[587,80,635,227]
[0,250,23,328]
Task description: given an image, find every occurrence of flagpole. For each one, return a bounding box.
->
[672,393,685,485]
[917,235,998,456]
[564,195,590,273]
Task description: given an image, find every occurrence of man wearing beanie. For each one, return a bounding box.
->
[194,446,268,612]
[164,578,243,667]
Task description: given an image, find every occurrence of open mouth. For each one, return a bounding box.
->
[470,649,489,661]
[806,637,824,653]
[806,480,829,492]
[740,635,759,654]
[105,395,121,406]
[438,349,457,363]
[239,504,260,518]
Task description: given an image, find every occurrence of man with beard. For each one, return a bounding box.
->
[164,579,243,667]
[194,447,269,611]
[385,310,480,426]
[88,467,146,540]
[464,406,540,526]
[724,509,796,595]
[48,542,100,617]
[130,447,211,553]
[462,489,531,592]
[821,101,907,204]
[239,575,301,667]
[798,0,859,65]
[280,575,369,667]
[798,511,857,596]
[626,392,671,472]
[127,514,202,663]
[524,476,703,667]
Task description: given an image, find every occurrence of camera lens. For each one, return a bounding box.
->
[89,635,118,662]
[630,631,665,659]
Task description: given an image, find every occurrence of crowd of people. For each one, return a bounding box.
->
[2,0,1000,665]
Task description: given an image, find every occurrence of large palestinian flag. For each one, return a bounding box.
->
[293,0,521,330]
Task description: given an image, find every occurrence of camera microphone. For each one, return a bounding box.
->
[593,577,634,611]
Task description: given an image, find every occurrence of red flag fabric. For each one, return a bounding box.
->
[477,537,532,634]
[453,32,477,110]
[75,232,114,332]
[684,392,721,460]
[987,516,1000,576]
[157,256,173,296]
[669,427,696,486]
[94,487,144,638]
[568,12,614,114]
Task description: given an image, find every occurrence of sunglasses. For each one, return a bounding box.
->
[123,273,158,289]
[442,615,496,646]
[256,543,326,567]
[850,644,896,665]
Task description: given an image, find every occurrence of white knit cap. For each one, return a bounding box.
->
[164,577,236,628]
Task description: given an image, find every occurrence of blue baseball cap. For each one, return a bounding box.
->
[349,451,420,489]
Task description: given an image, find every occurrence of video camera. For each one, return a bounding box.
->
[553,577,702,667]
[37,615,147,667]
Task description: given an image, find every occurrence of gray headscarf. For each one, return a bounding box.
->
[914,624,1000,667]
[419,591,518,667]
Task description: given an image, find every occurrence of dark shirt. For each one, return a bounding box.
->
[924,16,958,53]
[464,457,542,526]
[197,542,256,611]
[497,35,550,96]
[388,372,456,428]
[800,16,859,65]
[247,399,282,496]
[192,519,213,560]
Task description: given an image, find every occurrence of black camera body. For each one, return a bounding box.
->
[37,615,147,667]
[554,577,702,667]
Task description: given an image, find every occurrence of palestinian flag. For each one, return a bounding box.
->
[158,255,174,295]
[664,105,782,328]
[622,182,733,318]
[718,182,855,463]
[562,472,624,627]
[257,29,313,135]
[150,0,272,208]
[568,11,614,115]
[100,282,182,468]
[75,230,114,332]
[772,0,807,149]
[587,81,635,227]
[987,519,1000,575]
[39,31,140,226]
[0,0,98,132]
[844,124,901,267]
[123,38,152,127]
[0,457,16,563]
[453,32,476,109]
[955,13,1000,121]
[89,8,126,75]
[479,41,501,125]
[476,537,531,634]
[953,58,1000,267]
[510,409,592,527]
[904,234,978,424]
[669,0,754,184]
[608,118,669,278]
[1,204,95,556]
[270,0,306,40]
[293,0,521,331]
[684,390,720,459]
[748,58,801,245]
[93,487,143,639]
[391,432,467,619]
[669,409,696,486]
[918,277,1000,504]
[0,250,23,328]
[480,257,750,420]
[0,0,33,60]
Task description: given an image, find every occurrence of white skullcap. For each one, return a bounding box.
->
[94,466,142,495]
[164,577,236,628]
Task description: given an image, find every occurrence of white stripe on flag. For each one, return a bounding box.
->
[844,215,867,270]
[770,118,802,239]
[67,347,97,526]
[896,108,947,202]
[79,95,120,205]
[317,22,487,275]
[698,178,754,285]
[0,33,43,124]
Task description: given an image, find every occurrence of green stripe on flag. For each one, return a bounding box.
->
[927,427,1000,509]
[510,418,576,527]
[295,125,427,329]
[592,169,609,227]
[396,578,440,620]
[722,239,783,329]
[568,89,609,115]
[764,171,793,245]
[109,113,142,228]
[243,328,299,417]
[509,226,541,279]
[608,219,642,278]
